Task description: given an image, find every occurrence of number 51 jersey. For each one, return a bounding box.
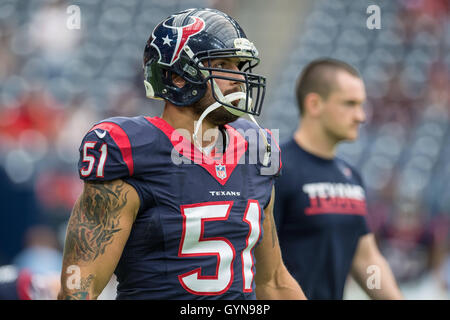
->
[77,116,280,299]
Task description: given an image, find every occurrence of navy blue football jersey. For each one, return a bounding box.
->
[274,138,370,300]
[77,116,280,299]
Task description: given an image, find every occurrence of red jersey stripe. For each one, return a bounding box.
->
[89,122,134,176]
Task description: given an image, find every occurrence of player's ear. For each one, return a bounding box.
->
[304,92,323,117]
[172,73,186,88]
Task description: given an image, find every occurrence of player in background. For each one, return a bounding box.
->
[58,8,305,300]
[274,58,403,300]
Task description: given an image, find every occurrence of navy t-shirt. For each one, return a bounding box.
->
[274,138,370,300]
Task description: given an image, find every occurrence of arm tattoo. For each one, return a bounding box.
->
[62,275,95,300]
[65,181,129,262]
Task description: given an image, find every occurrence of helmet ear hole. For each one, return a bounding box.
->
[171,73,186,89]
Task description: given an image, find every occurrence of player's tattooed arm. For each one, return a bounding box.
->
[65,181,128,262]
[61,274,94,300]
[58,179,140,300]
[254,187,306,299]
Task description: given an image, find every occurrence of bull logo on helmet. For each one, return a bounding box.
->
[151,15,205,66]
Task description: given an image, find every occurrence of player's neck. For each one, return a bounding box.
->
[161,104,220,148]
[294,123,338,160]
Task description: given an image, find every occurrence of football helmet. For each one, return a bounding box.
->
[143,8,266,117]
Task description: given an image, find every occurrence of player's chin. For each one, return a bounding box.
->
[335,128,358,142]
[345,130,359,141]
[206,107,240,126]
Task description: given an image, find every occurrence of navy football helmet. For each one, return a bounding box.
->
[143,8,266,117]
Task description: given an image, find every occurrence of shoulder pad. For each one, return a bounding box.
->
[78,119,134,181]
[228,118,281,177]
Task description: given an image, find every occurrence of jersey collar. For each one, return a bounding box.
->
[145,116,248,185]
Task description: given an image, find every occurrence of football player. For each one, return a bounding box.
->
[274,58,403,299]
[58,8,305,300]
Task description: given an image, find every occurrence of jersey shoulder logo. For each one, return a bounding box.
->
[151,15,205,66]
[94,129,107,139]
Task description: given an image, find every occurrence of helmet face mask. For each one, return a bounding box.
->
[195,47,266,116]
[143,8,266,117]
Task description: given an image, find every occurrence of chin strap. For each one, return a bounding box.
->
[193,92,246,153]
[193,94,271,167]
[248,114,271,167]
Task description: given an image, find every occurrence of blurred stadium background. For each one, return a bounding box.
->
[0,0,448,299]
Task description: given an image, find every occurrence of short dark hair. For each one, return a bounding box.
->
[295,58,361,115]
